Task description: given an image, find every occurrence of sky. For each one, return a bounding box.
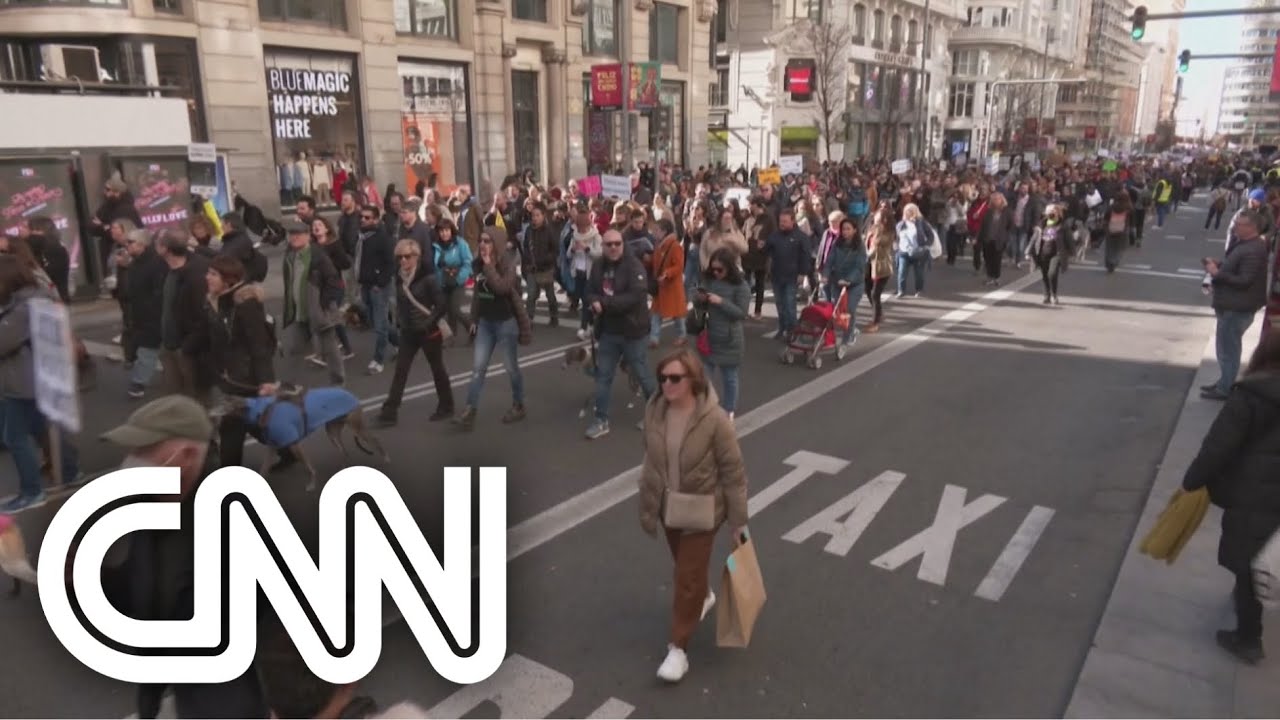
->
[1176,0,1248,135]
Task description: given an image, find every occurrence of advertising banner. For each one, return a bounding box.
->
[591,64,624,111]
[402,113,459,195]
[630,62,661,111]
[119,157,191,233]
[0,157,86,287]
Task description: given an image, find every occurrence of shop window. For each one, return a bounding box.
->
[658,79,684,166]
[399,61,473,194]
[394,0,455,36]
[649,3,680,65]
[890,14,902,52]
[785,0,820,23]
[259,0,347,28]
[264,49,363,209]
[583,0,617,57]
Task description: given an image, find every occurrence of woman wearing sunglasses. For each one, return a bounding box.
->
[376,239,454,425]
[692,248,750,418]
[638,348,748,683]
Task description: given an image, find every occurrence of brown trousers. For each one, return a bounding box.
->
[160,349,210,406]
[664,527,716,649]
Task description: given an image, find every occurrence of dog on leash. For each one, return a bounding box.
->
[562,344,643,419]
[214,384,390,492]
[0,513,37,596]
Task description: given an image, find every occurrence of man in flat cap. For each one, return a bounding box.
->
[282,220,346,388]
[96,396,270,719]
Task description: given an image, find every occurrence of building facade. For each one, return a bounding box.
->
[1217,0,1280,145]
[1053,0,1143,150]
[943,0,1090,160]
[0,0,715,213]
[708,0,961,168]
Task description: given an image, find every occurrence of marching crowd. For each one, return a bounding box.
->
[0,149,1277,714]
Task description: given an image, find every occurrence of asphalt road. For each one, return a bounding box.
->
[0,199,1227,718]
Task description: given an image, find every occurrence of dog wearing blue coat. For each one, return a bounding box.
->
[216,384,389,491]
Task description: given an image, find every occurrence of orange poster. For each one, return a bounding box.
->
[401,114,459,196]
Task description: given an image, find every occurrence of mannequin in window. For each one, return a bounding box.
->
[312,156,333,205]
[293,152,313,198]
[279,154,297,205]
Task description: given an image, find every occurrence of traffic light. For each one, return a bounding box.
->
[1131,5,1148,40]
[1178,49,1191,73]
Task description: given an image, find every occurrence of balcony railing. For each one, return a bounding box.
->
[0,79,181,96]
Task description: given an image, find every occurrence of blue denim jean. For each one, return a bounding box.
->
[466,317,523,407]
[702,360,740,414]
[1214,309,1256,395]
[650,313,687,342]
[826,281,864,344]
[1156,202,1170,227]
[683,251,701,298]
[771,279,798,336]
[896,252,927,295]
[362,283,399,363]
[593,333,657,422]
[2,397,78,498]
[130,346,160,388]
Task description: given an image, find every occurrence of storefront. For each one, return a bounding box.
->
[398,60,474,195]
[264,48,364,209]
[779,126,818,162]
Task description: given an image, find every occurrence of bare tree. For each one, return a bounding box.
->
[794,21,853,161]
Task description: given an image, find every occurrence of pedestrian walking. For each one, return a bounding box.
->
[433,218,475,339]
[864,209,894,333]
[1181,331,1280,664]
[1201,209,1270,401]
[649,218,687,348]
[764,209,811,340]
[638,348,748,683]
[1103,192,1132,273]
[1025,204,1071,305]
[379,239,453,425]
[155,229,212,403]
[122,228,168,399]
[356,205,399,375]
[281,221,346,386]
[824,218,867,350]
[893,203,935,298]
[692,248,750,418]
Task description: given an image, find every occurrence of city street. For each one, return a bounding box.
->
[0,200,1232,717]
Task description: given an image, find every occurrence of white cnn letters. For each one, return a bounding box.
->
[38,465,507,686]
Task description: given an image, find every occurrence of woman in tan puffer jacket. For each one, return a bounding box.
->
[638,348,748,685]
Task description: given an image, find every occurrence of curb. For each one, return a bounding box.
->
[1064,315,1273,718]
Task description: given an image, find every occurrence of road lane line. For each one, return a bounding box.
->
[500,271,1042,567]
[974,505,1056,602]
[1176,268,1205,276]
[1071,265,1202,282]
[1165,234,1186,240]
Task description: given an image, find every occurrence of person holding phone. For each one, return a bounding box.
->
[692,248,750,418]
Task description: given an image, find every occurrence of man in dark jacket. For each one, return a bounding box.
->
[584,229,657,440]
[123,229,168,399]
[764,209,812,339]
[397,198,433,257]
[282,221,345,386]
[156,230,211,404]
[337,189,362,308]
[97,396,270,719]
[523,203,560,326]
[218,212,264,282]
[357,205,399,373]
[1202,209,1270,400]
[91,174,143,292]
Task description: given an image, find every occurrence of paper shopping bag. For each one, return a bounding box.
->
[716,531,766,648]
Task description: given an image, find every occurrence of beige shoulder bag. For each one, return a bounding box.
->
[661,412,716,532]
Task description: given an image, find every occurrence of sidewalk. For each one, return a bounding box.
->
[1065,318,1277,718]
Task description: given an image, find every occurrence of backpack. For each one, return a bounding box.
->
[847,189,869,219]
[246,246,269,283]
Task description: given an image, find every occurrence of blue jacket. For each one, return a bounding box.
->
[243,388,359,449]
[826,243,868,287]
[433,237,473,285]
[764,227,813,281]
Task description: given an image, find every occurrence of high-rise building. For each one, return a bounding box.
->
[0,0,715,215]
[943,0,1091,159]
[1217,0,1280,145]
[1054,0,1145,149]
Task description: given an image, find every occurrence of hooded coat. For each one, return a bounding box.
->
[469,225,532,344]
[650,233,686,320]
[638,383,748,536]
[1182,372,1280,574]
[208,283,276,395]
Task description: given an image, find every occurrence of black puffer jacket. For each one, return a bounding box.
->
[1183,372,1280,574]
[395,258,447,338]
[208,283,276,395]
[586,250,650,340]
[125,247,168,348]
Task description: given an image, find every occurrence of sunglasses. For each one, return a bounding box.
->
[396,253,418,260]
[658,373,687,385]
[602,241,623,247]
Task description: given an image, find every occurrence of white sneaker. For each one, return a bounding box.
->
[577,328,590,341]
[656,644,689,683]
[367,360,384,375]
[700,590,716,621]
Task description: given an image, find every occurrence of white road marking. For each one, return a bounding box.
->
[1071,265,1203,282]
[782,470,906,557]
[501,272,1040,568]
[424,653,573,719]
[1176,268,1206,276]
[974,506,1056,602]
[870,484,1006,586]
[587,698,637,718]
[1165,234,1187,240]
[746,450,850,517]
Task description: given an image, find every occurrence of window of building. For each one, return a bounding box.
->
[511,69,541,178]
[923,21,932,58]
[952,49,979,75]
[907,19,918,50]
[265,49,363,209]
[583,0,618,56]
[398,61,472,195]
[872,9,885,47]
[259,0,347,29]
[710,66,728,105]
[650,3,680,64]
[512,0,546,22]
[393,0,455,37]
[890,14,903,51]
[786,0,821,22]
[864,65,880,108]
[848,61,864,108]
[154,0,182,13]
[1057,84,1079,103]
[852,4,867,43]
[948,82,974,117]
[966,7,982,26]
[714,0,727,43]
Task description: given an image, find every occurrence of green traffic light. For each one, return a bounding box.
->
[1178,63,1189,73]
[1132,27,1145,40]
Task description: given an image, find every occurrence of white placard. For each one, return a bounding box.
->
[891,159,912,175]
[779,155,804,175]
[1097,148,1110,158]
[724,187,752,206]
[188,143,216,163]
[28,297,80,433]
[984,156,1000,175]
[600,174,632,200]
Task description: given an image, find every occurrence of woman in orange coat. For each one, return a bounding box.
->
[649,217,687,348]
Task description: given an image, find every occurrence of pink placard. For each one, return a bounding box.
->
[577,176,602,197]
